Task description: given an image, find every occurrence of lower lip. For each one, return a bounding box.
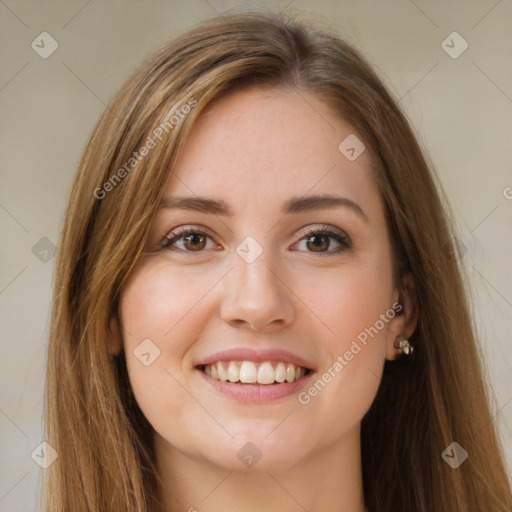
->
[197,368,316,402]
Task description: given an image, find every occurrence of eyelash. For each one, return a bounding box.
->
[161,224,351,256]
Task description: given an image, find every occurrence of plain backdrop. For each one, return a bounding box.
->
[0,1,511,510]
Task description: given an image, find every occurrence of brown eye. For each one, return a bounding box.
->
[305,234,330,252]
[182,233,207,251]
[293,226,351,255]
[162,227,217,253]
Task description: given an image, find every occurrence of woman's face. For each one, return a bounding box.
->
[116,85,409,472]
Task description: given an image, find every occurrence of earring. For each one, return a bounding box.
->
[394,336,414,355]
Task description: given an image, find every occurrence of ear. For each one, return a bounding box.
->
[107,311,123,357]
[385,272,419,361]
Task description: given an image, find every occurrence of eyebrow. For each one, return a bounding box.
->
[159,194,369,223]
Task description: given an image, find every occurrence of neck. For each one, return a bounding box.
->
[155,424,367,512]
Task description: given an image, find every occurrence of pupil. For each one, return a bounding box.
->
[308,234,328,251]
[185,234,205,250]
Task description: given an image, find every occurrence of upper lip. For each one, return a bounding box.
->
[195,348,317,371]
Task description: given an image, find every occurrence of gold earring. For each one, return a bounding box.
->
[394,336,414,355]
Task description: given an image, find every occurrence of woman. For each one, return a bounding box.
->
[42,10,512,512]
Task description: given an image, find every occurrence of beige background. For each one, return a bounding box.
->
[1,0,511,509]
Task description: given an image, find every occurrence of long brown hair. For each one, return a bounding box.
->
[43,9,512,511]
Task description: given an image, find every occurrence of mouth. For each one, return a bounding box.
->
[194,348,317,401]
[197,360,312,385]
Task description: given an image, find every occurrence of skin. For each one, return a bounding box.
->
[110,85,418,512]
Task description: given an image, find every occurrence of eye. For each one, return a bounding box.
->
[162,226,218,253]
[161,224,351,255]
[293,225,351,255]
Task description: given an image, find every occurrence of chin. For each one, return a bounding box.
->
[204,431,311,473]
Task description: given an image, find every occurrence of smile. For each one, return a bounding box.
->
[201,360,310,384]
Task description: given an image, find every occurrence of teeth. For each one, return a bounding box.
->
[218,361,228,382]
[285,363,295,383]
[227,361,238,383]
[240,361,257,383]
[275,362,286,382]
[202,361,308,384]
[257,362,275,384]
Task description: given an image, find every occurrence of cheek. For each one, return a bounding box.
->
[294,257,393,421]
[118,262,223,447]
[119,261,221,350]
[299,256,393,352]
[118,262,209,388]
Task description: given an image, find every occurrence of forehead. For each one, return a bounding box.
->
[166,86,381,219]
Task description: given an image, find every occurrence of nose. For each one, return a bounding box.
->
[220,246,295,331]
